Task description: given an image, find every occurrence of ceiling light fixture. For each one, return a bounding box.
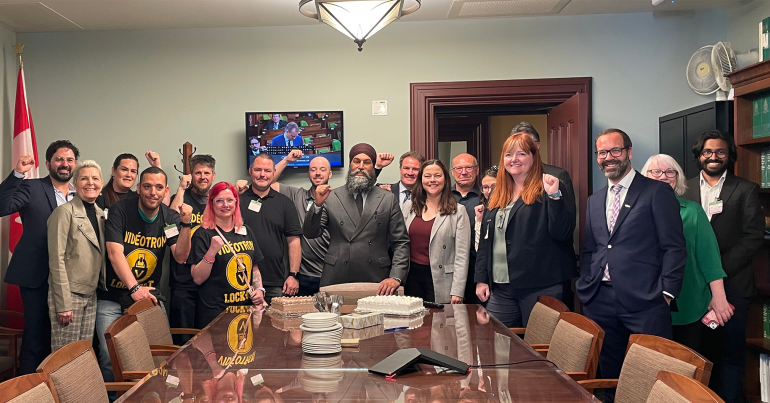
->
[299,0,421,51]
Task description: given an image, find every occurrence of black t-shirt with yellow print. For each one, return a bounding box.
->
[169,190,207,290]
[189,225,264,328]
[99,197,181,303]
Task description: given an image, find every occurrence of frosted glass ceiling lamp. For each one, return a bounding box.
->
[299,0,421,51]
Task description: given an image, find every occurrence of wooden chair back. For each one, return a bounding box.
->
[511,295,570,344]
[318,282,404,305]
[0,372,59,403]
[627,334,712,385]
[37,340,111,403]
[647,371,724,403]
[125,299,173,345]
[104,314,155,382]
[547,312,604,381]
[537,295,569,312]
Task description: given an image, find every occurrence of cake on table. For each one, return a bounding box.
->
[355,295,424,315]
[270,296,318,315]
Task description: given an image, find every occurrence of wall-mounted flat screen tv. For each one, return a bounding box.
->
[245,111,344,169]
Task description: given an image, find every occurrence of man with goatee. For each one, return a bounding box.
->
[0,140,80,374]
[304,143,409,295]
[684,130,764,403]
[577,129,685,402]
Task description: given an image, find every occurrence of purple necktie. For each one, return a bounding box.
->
[603,184,623,281]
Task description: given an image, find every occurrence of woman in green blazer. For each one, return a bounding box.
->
[47,160,106,351]
[642,154,733,353]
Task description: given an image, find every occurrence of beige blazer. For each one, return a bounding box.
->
[47,196,106,313]
[402,200,470,303]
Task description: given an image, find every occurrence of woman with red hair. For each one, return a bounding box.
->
[475,133,576,327]
[189,182,266,328]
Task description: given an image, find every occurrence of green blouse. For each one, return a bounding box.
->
[672,196,726,325]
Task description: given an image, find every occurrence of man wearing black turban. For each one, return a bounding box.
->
[303,143,409,295]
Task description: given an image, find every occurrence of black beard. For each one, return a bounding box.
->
[51,168,72,182]
[345,169,375,194]
[600,158,631,181]
[698,159,728,177]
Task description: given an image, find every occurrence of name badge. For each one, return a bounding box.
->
[165,374,179,388]
[249,199,262,213]
[164,224,179,238]
[237,226,248,236]
[708,200,723,216]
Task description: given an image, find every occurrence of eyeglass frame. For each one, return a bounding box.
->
[700,149,728,159]
[647,169,678,178]
[594,147,628,159]
[451,165,478,173]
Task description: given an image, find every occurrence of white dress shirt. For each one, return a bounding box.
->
[699,170,727,221]
[605,169,635,231]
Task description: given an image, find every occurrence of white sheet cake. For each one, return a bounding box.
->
[355,295,424,315]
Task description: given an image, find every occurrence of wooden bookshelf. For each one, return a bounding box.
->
[726,59,770,403]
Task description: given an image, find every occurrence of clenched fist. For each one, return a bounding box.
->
[178,174,192,190]
[314,184,331,206]
[235,180,249,195]
[376,153,395,169]
[208,236,225,255]
[542,174,560,195]
[179,203,193,224]
[15,155,35,175]
[286,150,303,163]
[145,150,161,168]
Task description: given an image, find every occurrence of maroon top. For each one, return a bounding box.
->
[409,216,434,265]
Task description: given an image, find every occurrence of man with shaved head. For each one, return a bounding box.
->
[268,151,334,296]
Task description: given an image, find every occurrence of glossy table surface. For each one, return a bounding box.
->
[116,304,599,403]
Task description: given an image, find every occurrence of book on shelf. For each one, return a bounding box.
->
[764,303,770,339]
[763,353,769,402]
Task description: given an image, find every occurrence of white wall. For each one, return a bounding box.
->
[727,0,770,54]
[14,10,728,192]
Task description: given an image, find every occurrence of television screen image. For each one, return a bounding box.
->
[245,111,344,169]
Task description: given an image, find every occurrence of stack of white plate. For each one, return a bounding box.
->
[300,312,342,354]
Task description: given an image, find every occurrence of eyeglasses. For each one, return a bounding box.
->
[595,148,627,159]
[647,169,678,178]
[700,149,728,158]
[53,157,76,164]
[451,166,477,173]
[214,198,236,206]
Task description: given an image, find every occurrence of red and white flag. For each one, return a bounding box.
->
[6,65,38,321]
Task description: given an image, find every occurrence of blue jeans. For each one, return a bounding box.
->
[95,299,166,382]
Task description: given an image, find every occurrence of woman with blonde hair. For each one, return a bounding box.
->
[475,133,575,327]
[47,160,106,350]
[642,154,732,352]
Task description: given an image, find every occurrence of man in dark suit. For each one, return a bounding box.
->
[304,143,409,295]
[376,151,424,206]
[0,140,80,374]
[577,129,686,399]
[683,130,764,403]
[270,122,304,147]
[264,113,287,131]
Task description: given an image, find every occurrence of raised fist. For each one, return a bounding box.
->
[179,203,193,224]
[542,174,559,195]
[208,236,225,255]
[145,150,161,168]
[235,180,249,195]
[376,153,395,169]
[178,174,192,190]
[15,155,35,175]
[286,149,303,163]
[315,184,332,206]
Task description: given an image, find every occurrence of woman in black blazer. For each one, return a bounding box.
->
[475,133,575,327]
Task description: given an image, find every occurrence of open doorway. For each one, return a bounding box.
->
[410,78,591,248]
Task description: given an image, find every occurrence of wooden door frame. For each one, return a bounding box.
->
[410,77,592,250]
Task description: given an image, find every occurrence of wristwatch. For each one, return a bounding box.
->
[288,272,298,279]
[179,221,192,228]
[547,190,562,199]
[392,277,402,284]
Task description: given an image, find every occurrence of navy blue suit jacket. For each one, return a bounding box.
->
[577,172,686,312]
[270,134,303,147]
[0,171,58,288]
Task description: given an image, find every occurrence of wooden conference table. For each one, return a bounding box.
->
[116,304,599,402]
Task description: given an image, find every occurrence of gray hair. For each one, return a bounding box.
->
[72,160,102,183]
[285,122,300,133]
[641,154,687,196]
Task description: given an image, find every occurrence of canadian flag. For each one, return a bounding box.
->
[6,65,38,322]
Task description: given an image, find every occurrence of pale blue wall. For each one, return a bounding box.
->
[14,10,728,191]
